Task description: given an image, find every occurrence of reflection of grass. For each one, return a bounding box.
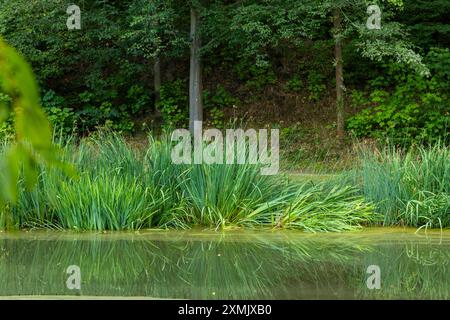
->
[0,232,363,299]
[356,240,450,300]
[1,231,448,299]
[2,133,376,232]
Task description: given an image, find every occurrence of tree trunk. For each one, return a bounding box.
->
[334,8,345,141]
[189,7,203,133]
[154,56,162,119]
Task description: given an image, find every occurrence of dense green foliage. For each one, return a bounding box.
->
[347,48,449,143]
[158,80,189,127]
[0,1,448,232]
[0,0,447,144]
[0,0,150,134]
[158,81,236,127]
[398,0,450,50]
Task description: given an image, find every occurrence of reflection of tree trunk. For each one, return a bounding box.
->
[154,56,162,117]
[334,8,345,141]
[189,7,203,133]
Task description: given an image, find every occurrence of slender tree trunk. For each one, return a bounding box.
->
[154,56,162,119]
[189,7,203,133]
[334,8,345,141]
[154,57,161,105]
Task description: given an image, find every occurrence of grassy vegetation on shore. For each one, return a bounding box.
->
[348,143,450,229]
[0,133,448,232]
[0,133,376,231]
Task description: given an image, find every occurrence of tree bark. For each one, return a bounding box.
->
[154,56,162,119]
[154,57,161,104]
[189,7,203,133]
[334,8,345,141]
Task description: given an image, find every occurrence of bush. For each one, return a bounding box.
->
[234,59,276,91]
[307,71,327,102]
[0,93,13,139]
[159,80,188,127]
[285,76,304,92]
[42,90,76,136]
[347,48,450,144]
[203,85,238,128]
[76,92,135,133]
[126,85,151,115]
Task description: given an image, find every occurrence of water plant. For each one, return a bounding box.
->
[1,133,377,232]
[348,142,450,228]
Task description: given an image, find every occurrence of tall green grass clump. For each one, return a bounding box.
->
[1,133,377,231]
[147,134,377,231]
[351,143,449,228]
[8,134,165,230]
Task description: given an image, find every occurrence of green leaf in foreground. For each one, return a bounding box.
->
[0,37,74,214]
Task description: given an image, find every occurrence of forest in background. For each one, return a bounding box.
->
[0,0,448,171]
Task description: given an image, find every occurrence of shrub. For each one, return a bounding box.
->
[42,90,76,136]
[307,71,326,102]
[285,76,304,92]
[347,48,450,145]
[0,93,13,139]
[126,85,151,115]
[203,85,238,128]
[76,93,135,133]
[234,59,276,91]
[158,80,188,127]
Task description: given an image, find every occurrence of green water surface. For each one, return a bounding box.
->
[0,228,449,299]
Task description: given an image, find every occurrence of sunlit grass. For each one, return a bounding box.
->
[1,133,377,231]
[347,142,450,228]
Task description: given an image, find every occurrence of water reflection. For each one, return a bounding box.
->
[0,230,448,299]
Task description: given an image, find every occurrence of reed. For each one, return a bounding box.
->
[348,142,450,228]
[1,132,377,231]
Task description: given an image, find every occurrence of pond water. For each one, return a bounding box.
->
[0,228,449,299]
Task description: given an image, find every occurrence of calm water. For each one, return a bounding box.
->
[0,228,449,299]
